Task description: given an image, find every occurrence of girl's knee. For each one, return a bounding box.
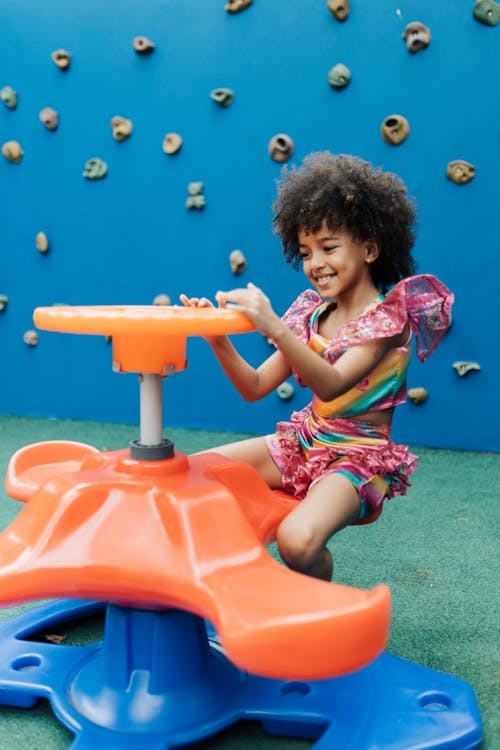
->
[276,520,318,572]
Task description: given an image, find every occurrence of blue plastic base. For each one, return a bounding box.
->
[0,600,483,750]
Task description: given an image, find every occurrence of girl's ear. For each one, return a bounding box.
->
[364,242,380,264]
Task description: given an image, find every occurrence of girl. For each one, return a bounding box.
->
[181,152,453,581]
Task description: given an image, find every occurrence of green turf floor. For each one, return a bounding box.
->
[0,415,498,749]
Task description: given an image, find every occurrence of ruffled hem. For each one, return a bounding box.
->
[273,416,418,502]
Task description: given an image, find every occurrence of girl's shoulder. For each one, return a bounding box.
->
[385,274,453,308]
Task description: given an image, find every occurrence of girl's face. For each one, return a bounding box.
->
[298,221,377,298]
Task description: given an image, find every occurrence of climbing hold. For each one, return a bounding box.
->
[381,115,410,146]
[229,250,246,275]
[133,36,155,54]
[268,133,294,162]
[153,294,172,306]
[111,116,133,142]
[473,0,500,26]
[328,63,352,89]
[0,295,8,312]
[51,49,71,70]
[452,361,481,377]
[186,182,205,210]
[83,158,108,180]
[327,0,349,22]
[0,86,18,109]
[23,330,38,347]
[447,160,475,185]
[408,387,428,405]
[210,88,234,108]
[225,0,253,13]
[162,133,183,155]
[39,107,59,131]
[402,21,431,53]
[35,232,49,254]
[277,381,294,400]
[1,140,23,163]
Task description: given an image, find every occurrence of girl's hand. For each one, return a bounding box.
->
[215,283,284,339]
[179,294,215,309]
[179,293,225,345]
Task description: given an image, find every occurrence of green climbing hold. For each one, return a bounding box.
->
[473,0,500,25]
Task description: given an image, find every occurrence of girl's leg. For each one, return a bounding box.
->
[197,436,283,488]
[276,472,361,581]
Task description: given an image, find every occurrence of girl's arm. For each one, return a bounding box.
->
[209,338,292,402]
[272,324,400,402]
[179,293,292,402]
[216,284,404,403]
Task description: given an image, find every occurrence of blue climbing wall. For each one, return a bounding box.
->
[0,0,498,452]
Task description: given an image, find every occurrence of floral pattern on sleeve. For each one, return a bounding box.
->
[278,274,453,385]
[322,274,453,364]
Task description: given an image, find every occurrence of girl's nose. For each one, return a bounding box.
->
[310,250,325,268]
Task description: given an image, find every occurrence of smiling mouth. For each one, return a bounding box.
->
[315,274,336,286]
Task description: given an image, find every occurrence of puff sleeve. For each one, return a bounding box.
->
[322,274,454,363]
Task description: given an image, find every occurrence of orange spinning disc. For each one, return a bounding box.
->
[34,305,255,373]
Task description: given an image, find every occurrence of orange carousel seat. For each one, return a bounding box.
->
[1,439,391,680]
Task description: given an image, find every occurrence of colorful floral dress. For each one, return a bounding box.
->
[265,274,454,515]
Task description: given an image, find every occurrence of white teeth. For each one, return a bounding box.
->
[316,274,335,283]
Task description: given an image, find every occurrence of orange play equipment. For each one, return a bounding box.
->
[0,305,484,750]
[0,304,391,680]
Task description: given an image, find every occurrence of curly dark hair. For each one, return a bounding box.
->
[272,152,417,292]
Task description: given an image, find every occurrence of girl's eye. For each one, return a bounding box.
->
[300,252,310,261]
[324,246,337,253]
